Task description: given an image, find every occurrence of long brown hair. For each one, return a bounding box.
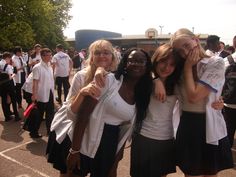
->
[151,43,183,95]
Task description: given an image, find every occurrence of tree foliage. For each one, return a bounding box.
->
[0,0,72,51]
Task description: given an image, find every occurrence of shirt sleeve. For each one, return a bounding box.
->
[198,58,225,92]
[32,66,40,80]
[66,71,85,101]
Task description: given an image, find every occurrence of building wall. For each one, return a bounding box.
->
[75,29,122,51]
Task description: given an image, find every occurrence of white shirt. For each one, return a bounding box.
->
[12,55,27,83]
[102,92,135,125]
[140,93,178,140]
[32,61,54,102]
[52,51,71,77]
[0,60,13,75]
[188,57,226,145]
[51,72,136,158]
[22,72,33,93]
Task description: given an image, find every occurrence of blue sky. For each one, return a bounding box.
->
[63,0,236,45]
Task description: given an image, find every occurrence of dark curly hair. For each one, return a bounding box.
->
[115,47,153,133]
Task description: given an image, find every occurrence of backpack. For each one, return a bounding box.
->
[0,64,10,95]
[222,63,236,104]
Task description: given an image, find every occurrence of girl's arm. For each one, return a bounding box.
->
[184,47,210,103]
[67,96,98,173]
[153,78,166,102]
[184,63,210,103]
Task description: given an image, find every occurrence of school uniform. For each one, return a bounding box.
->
[47,72,136,177]
[176,57,233,175]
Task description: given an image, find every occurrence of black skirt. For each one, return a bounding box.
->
[176,111,234,175]
[46,124,120,177]
[130,133,176,177]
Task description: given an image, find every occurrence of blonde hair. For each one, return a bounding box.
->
[170,28,209,59]
[84,39,118,85]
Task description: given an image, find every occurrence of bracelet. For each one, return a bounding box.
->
[69,148,80,154]
[153,77,159,81]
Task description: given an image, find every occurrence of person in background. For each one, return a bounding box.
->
[31,48,54,138]
[219,41,231,58]
[205,35,221,57]
[225,46,235,54]
[52,44,73,104]
[22,72,33,107]
[221,34,236,149]
[170,28,233,177]
[222,56,236,148]
[233,35,236,49]
[0,52,20,121]
[114,46,122,63]
[46,39,119,177]
[72,49,87,74]
[12,46,27,109]
[28,44,42,72]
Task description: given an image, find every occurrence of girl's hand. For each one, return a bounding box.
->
[94,67,108,88]
[66,152,80,175]
[154,79,166,102]
[185,46,200,67]
[211,97,224,110]
[80,82,101,98]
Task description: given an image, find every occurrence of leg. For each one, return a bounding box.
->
[8,83,20,120]
[45,91,54,134]
[15,83,23,108]
[56,77,63,103]
[223,107,236,147]
[63,76,70,101]
[1,93,11,121]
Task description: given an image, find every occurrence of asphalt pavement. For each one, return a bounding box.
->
[1,100,236,177]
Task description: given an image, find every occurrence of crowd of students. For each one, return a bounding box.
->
[1,28,236,177]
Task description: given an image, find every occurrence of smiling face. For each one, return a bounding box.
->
[156,56,176,80]
[89,40,116,71]
[92,48,113,69]
[126,50,147,78]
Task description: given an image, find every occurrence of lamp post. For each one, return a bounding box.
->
[159,25,164,35]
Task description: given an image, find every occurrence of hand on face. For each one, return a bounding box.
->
[185,46,200,66]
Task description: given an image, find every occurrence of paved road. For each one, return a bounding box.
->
[1,101,236,177]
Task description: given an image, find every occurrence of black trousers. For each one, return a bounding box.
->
[55,76,70,102]
[223,106,236,147]
[15,72,26,106]
[0,80,19,120]
[36,91,54,134]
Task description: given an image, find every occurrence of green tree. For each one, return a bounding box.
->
[0,0,72,51]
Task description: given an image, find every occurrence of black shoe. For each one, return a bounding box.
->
[5,116,13,122]
[15,117,21,122]
[56,97,62,104]
[30,133,42,138]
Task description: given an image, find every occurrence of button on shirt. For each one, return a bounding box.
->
[32,61,54,103]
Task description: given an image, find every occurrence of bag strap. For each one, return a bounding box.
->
[3,64,8,71]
